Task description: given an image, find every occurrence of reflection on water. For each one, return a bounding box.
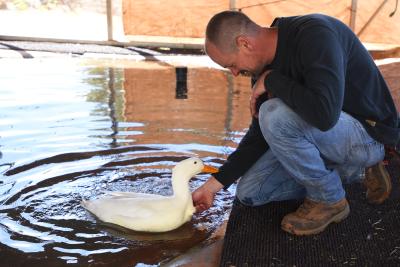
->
[0,58,251,266]
[175,67,188,99]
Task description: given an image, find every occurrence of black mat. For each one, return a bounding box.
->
[221,158,400,267]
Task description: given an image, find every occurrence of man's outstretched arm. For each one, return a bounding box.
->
[192,176,224,212]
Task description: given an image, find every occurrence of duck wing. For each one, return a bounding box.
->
[103,191,166,199]
[82,196,177,220]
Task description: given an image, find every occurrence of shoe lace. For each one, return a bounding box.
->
[297,199,317,216]
[365,167,378,185]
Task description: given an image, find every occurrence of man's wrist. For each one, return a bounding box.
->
[205,176,224,194]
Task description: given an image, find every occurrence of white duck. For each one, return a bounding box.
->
[81,157,218,232]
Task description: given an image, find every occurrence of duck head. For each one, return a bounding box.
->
[172,157,218,180]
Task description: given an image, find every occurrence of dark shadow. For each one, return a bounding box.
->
[128,46,204,57]
[152,47,205,55]
[0,42,34,58]
[175,67,188,99]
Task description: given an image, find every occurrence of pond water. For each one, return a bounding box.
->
[0,58,252,266]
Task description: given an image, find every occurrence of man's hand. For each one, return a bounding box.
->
[192,176,224,213]
[250,70,272,118]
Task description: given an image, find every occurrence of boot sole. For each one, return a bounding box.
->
[366,163,392,205]
[281,204,350,236]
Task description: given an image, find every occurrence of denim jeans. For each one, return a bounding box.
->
[236,98,384,206]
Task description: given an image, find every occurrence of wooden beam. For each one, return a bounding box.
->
[349,0,358,31]
[107,0,113,41]
[357,0,389,37]
[230,0,237,11]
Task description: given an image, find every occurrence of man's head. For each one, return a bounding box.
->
[205,11,270,77]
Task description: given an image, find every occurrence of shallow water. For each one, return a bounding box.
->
[0,58,252,266]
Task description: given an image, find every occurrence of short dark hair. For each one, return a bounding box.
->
[206,11,259,51]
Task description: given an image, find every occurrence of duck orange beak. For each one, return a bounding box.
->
[202,165,219,174]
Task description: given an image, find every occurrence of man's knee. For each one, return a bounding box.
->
[259,98,291,136]
[258,98,306,139]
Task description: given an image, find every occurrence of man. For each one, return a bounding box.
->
[192,11,399,236]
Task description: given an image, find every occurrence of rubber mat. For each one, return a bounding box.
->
[220,158,400,267]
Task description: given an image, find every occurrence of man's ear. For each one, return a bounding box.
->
[236,35,253,52]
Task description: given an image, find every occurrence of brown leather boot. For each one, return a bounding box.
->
[364,162,392,204]
[281,198,350,236]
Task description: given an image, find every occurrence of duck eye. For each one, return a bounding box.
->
[194,161,197,164]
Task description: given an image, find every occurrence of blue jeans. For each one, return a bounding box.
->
[236,98,384,206]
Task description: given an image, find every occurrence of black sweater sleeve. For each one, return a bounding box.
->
[265,25,345,131]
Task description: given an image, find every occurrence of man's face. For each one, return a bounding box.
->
[205,40,263,77]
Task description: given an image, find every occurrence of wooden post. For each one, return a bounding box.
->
[230,0,237,11]
[349,0,358,31]
[107,0,113,41]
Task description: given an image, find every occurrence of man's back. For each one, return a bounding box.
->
[266,14,399,146]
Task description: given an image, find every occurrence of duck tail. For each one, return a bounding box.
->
[81,199,90,209]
